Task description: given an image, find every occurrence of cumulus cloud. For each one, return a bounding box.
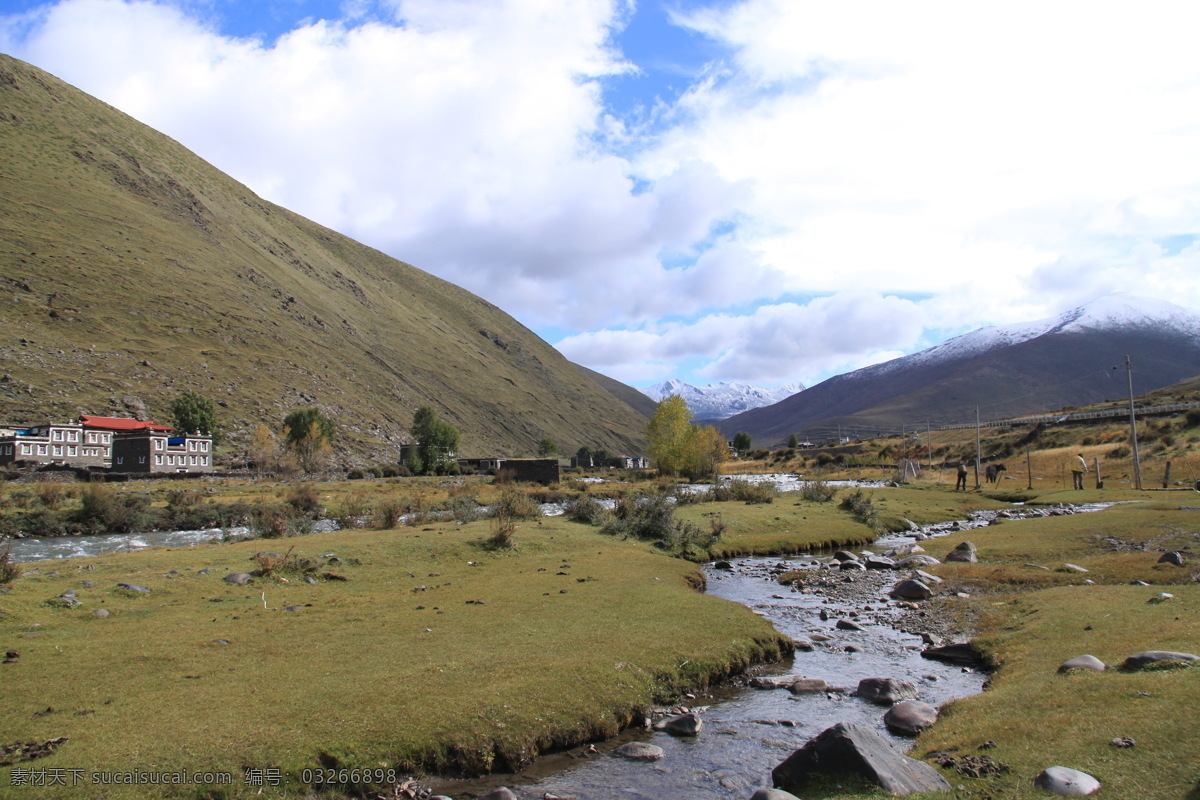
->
[4,0,1200,388]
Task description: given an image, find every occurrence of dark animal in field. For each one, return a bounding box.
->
[984,463,1007,484]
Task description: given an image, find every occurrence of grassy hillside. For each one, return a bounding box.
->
[0,54,648,462]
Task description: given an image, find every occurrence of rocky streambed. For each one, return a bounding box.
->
[429,503,1107,800]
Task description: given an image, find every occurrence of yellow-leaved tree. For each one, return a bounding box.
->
[647,394,730,480]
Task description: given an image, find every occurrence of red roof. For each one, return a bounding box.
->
[78,415,173,432]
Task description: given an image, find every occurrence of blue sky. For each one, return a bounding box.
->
[3,0,1199,391]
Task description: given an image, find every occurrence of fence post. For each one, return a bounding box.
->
[1163,460,1172,489]
[1093,457,1103,490]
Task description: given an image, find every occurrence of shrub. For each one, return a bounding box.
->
[726,479,778,504]
[249,502,298,539]
[487,512,517,549]
[375,498,406,529]
[16,508,70,537]
[599,491,714,554]
[815,452,836,467]
[34,482,66,509]
[284,485,322,516]
[450,495,482,523]
[0,545,20,585]
[335,493,372,528]
[839,489,880,530]
[76,484,153,534]
[494,468,517,485]
[565,493,606,525]
[800,479,836,502]
[1109,446,1131,459]
[492,487,541,520]
[1185,409,1200,428]
[346,468,367,480]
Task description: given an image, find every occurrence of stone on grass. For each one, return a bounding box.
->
[1157,551,1185,566]
[91,608,110,618]
[1033,766,1101,796]
[912,569,943,584]
[223,572,253,585]
[1120,650,1200,670]
[883,700,938,736]
[891,579,933,600]
[1057,655,1106,673]
[772,721,950,795]
[116,583,150,593]
[654,712,703,736]
[857,677,919,706]
[1147,593,1174,604]
[614,741,664,761]
[945,547,978,563]
[1060,563,1089,573]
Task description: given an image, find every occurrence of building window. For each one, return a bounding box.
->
[37,445,47,456]
[155,454,163,465]
[67,446,77,456]
[52,445,62,456]
[139,456,146,464]
[21,444,31,455]
[154,439,164,450]
[116,457,123,465]
[87,432,97,443]
[53,430,63,441]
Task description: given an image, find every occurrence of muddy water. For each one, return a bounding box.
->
[434,554,986,799]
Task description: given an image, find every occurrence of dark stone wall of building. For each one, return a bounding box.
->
[506,459,561,485]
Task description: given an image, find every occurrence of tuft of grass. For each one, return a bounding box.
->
[0,544,20,585]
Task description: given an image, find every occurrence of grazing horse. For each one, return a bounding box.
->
[984,463,1007,484]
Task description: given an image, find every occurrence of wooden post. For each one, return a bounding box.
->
[1027,450,1033,490]
[1163,460,1172,489]
[1093,457,1103,490]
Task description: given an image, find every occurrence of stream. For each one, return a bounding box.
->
[2,479,1100,799]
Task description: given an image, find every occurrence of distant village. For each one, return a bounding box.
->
[0,414,649,484]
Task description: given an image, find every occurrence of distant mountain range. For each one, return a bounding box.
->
[719,294,1200,446]
[642,379,806,422]
[0,54,649,461]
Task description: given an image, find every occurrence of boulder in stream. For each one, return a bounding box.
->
[857,677,919,706]
[883,700,938,736]
[772,721,950,795]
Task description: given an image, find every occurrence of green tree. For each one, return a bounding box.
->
[170,391,221,443]
[732,431,752,453]
[537,437,558,458]
[787,433,799,449]
[283,408,335,473]
[411,406,460,474]
[685,425,731,481]
[646,394,694,476]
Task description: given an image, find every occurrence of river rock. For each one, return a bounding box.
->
[857,677,919,706]
[749,676,796,690]
[1057,655,1106,673]
[614,741,664,761]
[895,555,941,568]
[793,637,815,651]
[839,560,866,571]
[883,700,938,736]
[714,560,735,571]
[1157,551,1185,566]
[911,569,943,584]
[921,642,986,667]
[836,619,865,631]
[1033,766,1101,795]
[865,556,896,570]
[789,678,829,694]
[654,712,703,736]
[891,579,934,600]
[1120,650,1200,670]
[223,572,253,585]
[476,789,518,800]
[749,789,802,800]
[772,721,950,795]
[833,550,858,562]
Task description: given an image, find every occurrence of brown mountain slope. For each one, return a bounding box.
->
[0,54,647,461]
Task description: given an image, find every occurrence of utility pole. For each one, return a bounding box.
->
[974,406,982,489]
[1123,355,1142,490]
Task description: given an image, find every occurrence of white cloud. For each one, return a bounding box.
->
[4,0,1200,388]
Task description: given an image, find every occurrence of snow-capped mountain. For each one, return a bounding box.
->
[719,294,1200,445]
[642,379,806,420]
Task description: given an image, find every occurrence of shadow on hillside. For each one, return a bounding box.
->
[1187,781,1200,800]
